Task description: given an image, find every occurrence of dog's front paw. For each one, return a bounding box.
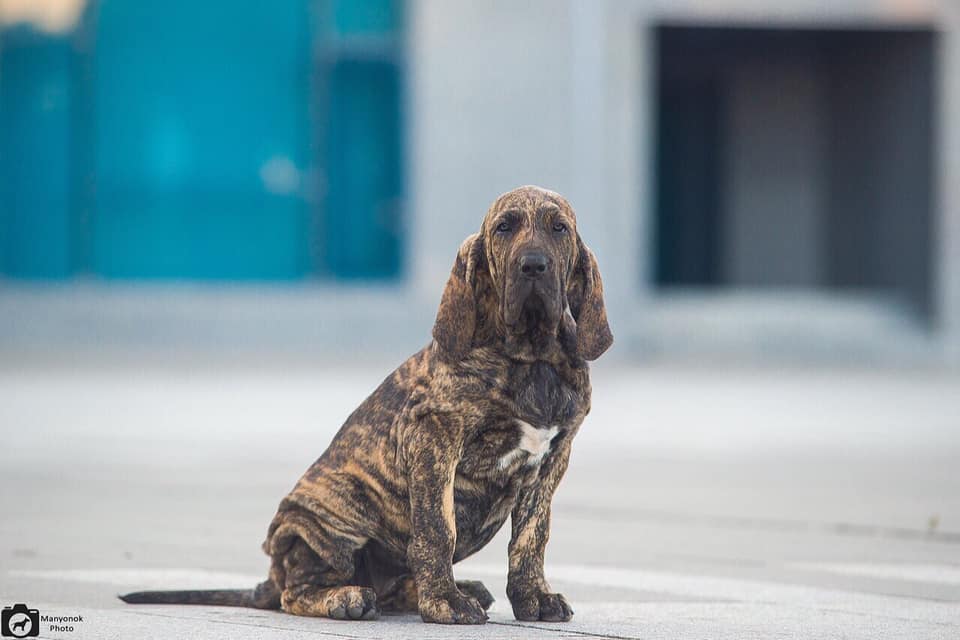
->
[419,591,488,625]
[509,590,574,622]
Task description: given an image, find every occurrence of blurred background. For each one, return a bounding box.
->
[1,2,959,637]
[2,0,959,363]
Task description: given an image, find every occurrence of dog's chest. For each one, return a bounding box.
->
[459,362,581,478]
[452,417,561,561]
[481,362,583,473]
[451,363,586,558]
[502,420,559,468]
[508,360,581,427]
[457,417,565,483]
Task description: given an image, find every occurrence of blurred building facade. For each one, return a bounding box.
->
[2,0,959,363]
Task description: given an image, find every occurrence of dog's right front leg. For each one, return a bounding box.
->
[405,415,487,625]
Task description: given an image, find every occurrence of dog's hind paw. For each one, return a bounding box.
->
[325,587,379,620]
[455,580,495,610]
[282,585,379,620]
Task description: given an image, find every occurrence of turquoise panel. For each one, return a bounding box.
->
[324,60,402,279]
[92,0,311,279]
[0,1,404,281]
[0,29,74,278]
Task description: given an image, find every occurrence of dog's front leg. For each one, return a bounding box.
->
[405,415,487,625]
[507,437,575,622]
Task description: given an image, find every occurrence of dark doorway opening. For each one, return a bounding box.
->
[654,25,936,317]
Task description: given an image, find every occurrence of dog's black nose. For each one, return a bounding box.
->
[519,252,549,279]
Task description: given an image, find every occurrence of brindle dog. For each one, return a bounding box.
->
[120,185,612,624]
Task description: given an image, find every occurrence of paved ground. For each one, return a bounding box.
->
[1,358,959,638]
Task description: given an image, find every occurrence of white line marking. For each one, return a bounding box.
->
[787,562,960,586]
[8,568,263,589]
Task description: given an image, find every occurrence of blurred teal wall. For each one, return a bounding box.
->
[0,0,403,281]
[0,29,75,279]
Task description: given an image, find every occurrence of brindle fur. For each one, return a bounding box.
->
[120,186,612,624]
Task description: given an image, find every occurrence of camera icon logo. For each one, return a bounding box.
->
[1,604,39,638]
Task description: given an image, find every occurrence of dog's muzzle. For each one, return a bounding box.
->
[505,253,562,331]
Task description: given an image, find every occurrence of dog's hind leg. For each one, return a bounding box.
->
[376,574,419,613]
[277,538,379,620]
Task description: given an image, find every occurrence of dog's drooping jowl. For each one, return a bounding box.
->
[120,185,612,624]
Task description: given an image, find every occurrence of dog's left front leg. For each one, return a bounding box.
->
[405,415,487,625]
[507,437,575,622]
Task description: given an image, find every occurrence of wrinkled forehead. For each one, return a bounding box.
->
[485,186,576,225]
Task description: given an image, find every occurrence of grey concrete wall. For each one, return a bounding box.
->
[407,0,632,338]
[408,0,576,302]
[937,2,960,360]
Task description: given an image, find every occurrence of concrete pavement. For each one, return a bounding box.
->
[1,359,958,638]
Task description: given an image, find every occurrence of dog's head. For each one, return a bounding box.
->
[433,185,612,362]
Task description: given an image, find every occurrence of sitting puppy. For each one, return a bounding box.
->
[121,185,612,624]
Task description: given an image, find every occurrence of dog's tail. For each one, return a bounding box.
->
[119,579,280,609]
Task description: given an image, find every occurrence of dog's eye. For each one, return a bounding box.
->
[553,222,568,233]
[496,222,512,234]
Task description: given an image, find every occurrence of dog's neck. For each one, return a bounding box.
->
[502,332,562,364]
[471,283,582,365]
[498,310,580,365]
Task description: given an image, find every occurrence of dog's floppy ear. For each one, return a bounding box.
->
[433,233,485,361]
[568,235,613,361]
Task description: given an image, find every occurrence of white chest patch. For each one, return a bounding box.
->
[498,419,559,470]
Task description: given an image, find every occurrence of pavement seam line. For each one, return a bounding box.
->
[119,609,367,639]
[487,620,642,640]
